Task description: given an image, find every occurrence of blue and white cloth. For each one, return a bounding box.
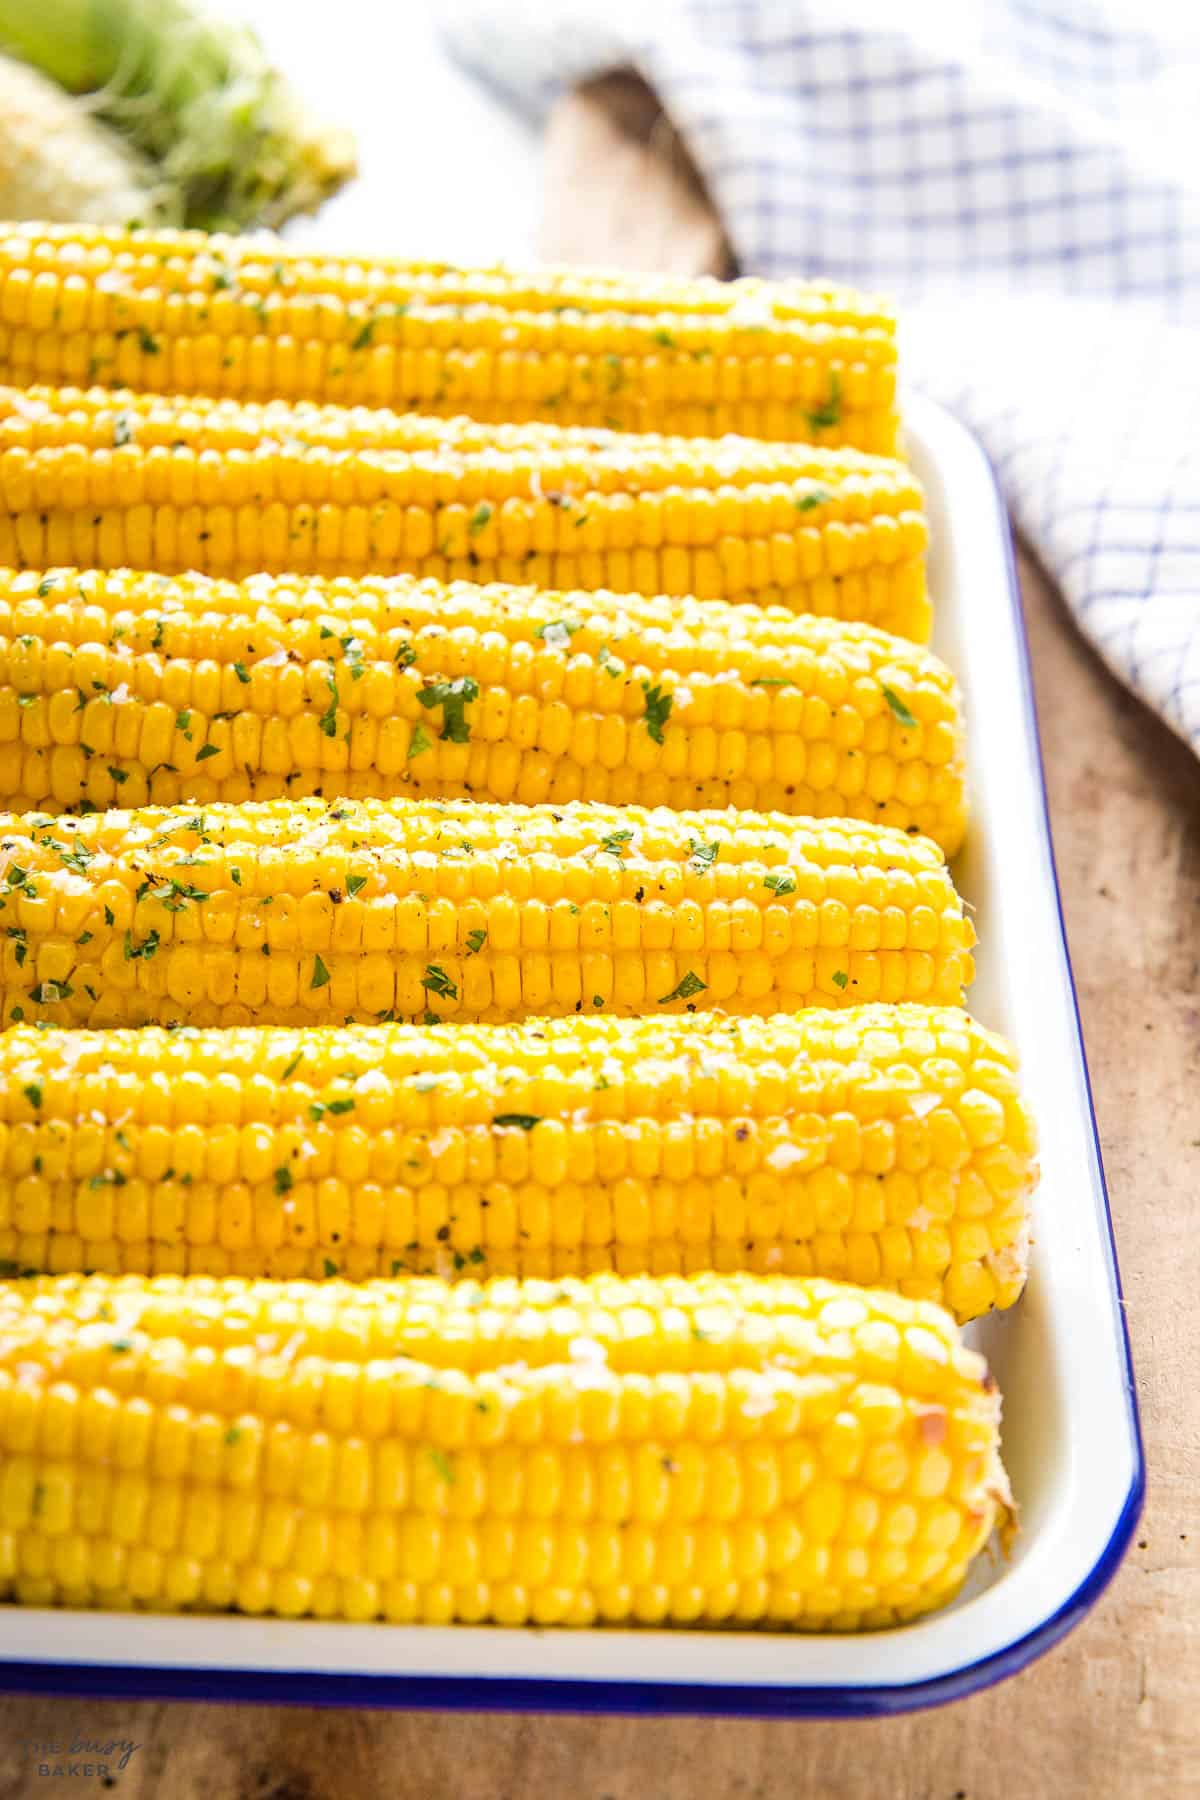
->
[442,1,1200,756]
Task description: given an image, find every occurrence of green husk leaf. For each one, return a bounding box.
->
[0,0,355,229]
[0,47,170,223]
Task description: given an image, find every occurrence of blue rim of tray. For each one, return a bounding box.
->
[0,409,1144,1719]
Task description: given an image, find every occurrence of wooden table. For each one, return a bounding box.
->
[1,77,1195,1800]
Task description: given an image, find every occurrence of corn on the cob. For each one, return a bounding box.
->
[0,567,964,847]
[0,385,929,637]
[0,1006,1033,1319]
[0,1268,1011,1627]
[0,224,899,451]
[0,797,975,1029]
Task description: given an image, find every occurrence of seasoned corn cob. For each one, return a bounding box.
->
[0,385,929,636]
[0,1006,1034,1319]
[0,797,975,1029]
[0,1269,1010,1627]
[0,223,900,452]
[0,567,965,848]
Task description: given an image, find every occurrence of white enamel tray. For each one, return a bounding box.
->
[0,394,1142,1716]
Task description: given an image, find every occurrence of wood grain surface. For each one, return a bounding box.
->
[1,72,1195,1800]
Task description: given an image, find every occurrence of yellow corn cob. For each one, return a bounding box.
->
[0,1269,1011,1627]
[0,568,964,849]
[0,1005,1034,1320]
[0,797,975,1029]
[0,385,929,637]
[0,224,900,452]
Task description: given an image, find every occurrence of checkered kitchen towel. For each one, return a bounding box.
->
[443,0,1200,755]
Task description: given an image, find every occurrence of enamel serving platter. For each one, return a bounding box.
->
[0,393,1143,1716]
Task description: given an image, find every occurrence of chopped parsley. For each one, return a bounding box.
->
[319,669,340,739]
[658,970,707,1006]
[806,371,842,431]
[468,502,493,536]
[346,874,367,898]
[195,743,219,762]
[493,1113,542,1131]
[112,410,134,448]
[273,1166,293,1195]
[281,1051,304,1080]
[407,722,432,760]
[688,839,719,873]
[640,680,673,744]
[465,927,487,956]
[22,1083,41,1109]
[417,676,478,744]
[311,954,331,989]
[794,487,832,513]
[422,964,457,1001]
[763,871,796,897]
[429,1448,455,1484]
[233,661,250,684]
[600,828,633,857]
[123,929,160,962]
[882,686,917,728]
[831,969,849,990]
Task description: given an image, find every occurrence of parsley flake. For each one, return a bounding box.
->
[429,1448,455,1484]
[806,371,842,431]
[794,487,832,513]
[882,686,917,728]
[659,970,707,1006]
[417,677,478,744]
[422,964,457,1001]
[640,680,673,744]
